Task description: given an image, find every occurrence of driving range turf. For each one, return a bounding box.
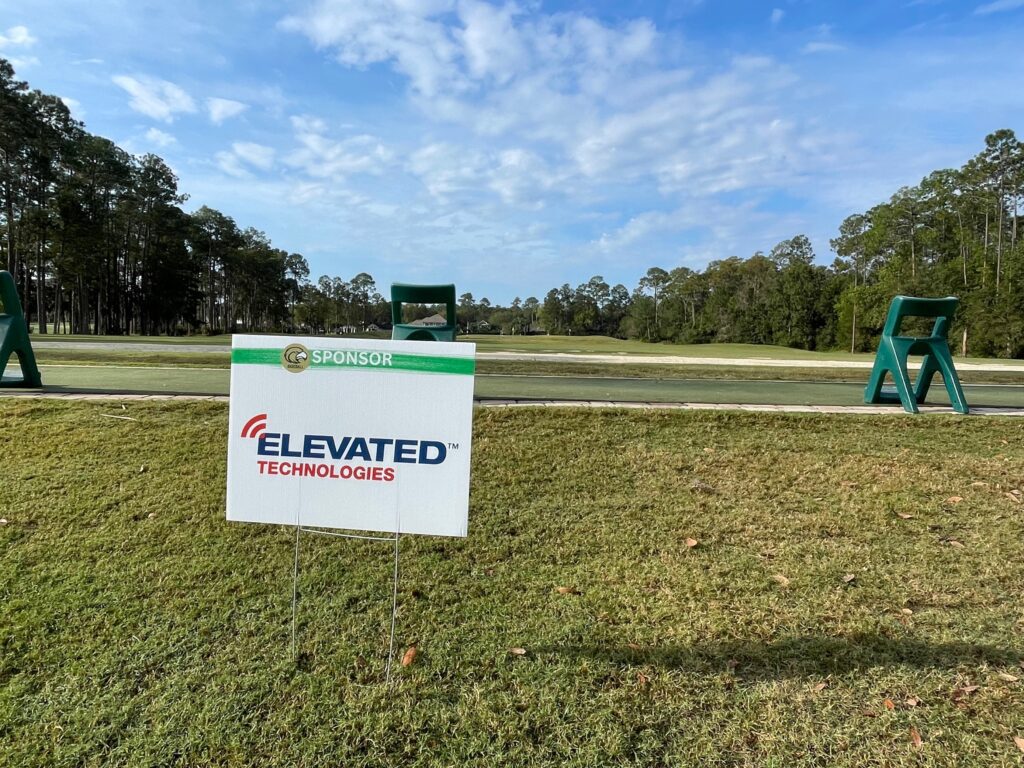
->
[2,401,1023,766]
[18,362,1024,408]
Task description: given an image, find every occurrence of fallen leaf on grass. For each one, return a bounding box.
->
[909,727,923,749]
[1014,737,1024,754]
[945,539,965,548]
[685,538,699,549]
[896,512,914,520]
[945,496,963,504]
[0,519,7,525]
[951,684,980,701]
[139,465,147,473]
[970,481,988,488]
[812,682,828,692]
[997,672,1019,683]
[901,608,914,615]
[842,573,856,584]
[637,671,650,687]
[691,480,717,494]
[401,646,417,667]
[1005,493,1022,504]
[509,647,527,656]
[772,574,791,588]
[555,586,579,595]
[905,696,920,707]
[884,698,896,710]
[147,513,156,519]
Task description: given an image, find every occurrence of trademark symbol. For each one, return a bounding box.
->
[448,442,460,451]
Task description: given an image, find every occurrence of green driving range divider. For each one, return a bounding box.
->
[864,295,968,414]
[391,283,457,342]
[0,270,41,388]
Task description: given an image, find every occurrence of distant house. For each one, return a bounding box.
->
[365,323,382,332]
[409,313,448,327]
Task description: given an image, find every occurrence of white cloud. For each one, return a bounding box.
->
[60,96,84,119]
[212,141,276,178]
[802,41,846,54]
[145,127,176,148]
[112,75,196,122]
[280,0,463,98]
[771,8,784,25]
[215,151,250,178]
[232,141,275,170]
[285,117,393,179]
[975,0,1024,13]
[7,56,40,70]
[0,25,36,47]
[207,97,248,124]
[408,142,486,200]
[457,0,528,84]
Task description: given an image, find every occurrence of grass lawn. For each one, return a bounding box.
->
[2,402,1024,766]
[27,348,1024,385]
[34,332,1024,368]
[18,363,1024,407]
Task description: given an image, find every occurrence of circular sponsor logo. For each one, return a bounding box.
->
[281,343,311,373]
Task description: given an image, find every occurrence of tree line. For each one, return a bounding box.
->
[2,58,1023,355]
[1,59,308,335]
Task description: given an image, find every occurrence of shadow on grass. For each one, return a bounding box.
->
[545,633,1023,678]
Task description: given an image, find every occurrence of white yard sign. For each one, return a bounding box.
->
[226,335,475,537]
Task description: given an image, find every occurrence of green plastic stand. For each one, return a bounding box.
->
[0,270,42,388]
[864,295,967,414]
[390,284,458,342]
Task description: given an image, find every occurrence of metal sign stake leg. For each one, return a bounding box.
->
[289,526,402,683]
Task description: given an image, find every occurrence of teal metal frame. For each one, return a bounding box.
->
[0,270,42,388]
[390,284,457,342]
[864,295,968,414]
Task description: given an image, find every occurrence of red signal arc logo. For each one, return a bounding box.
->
[241,413,268,440]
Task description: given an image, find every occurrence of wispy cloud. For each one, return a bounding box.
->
[60,96,84,119]
[771,8,785,26]
[0,25,35,47]
[232,141,275,169]
[975,0,1024,13]
[207,97,248,125]
[145,127,176,148]
[214,141,275,178]
[285,116,393,179]
[112,75,196,122]
[803,41,846,54]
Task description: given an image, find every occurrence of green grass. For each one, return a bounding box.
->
[29,347,1024,386]
[18,363,1024,407]
[35,348,231,368]
[33,332,1024,368]
[2,402,1024,766]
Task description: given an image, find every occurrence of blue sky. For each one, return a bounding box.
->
[1,0,1023,302]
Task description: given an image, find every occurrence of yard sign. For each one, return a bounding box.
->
[226,335,475,537]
